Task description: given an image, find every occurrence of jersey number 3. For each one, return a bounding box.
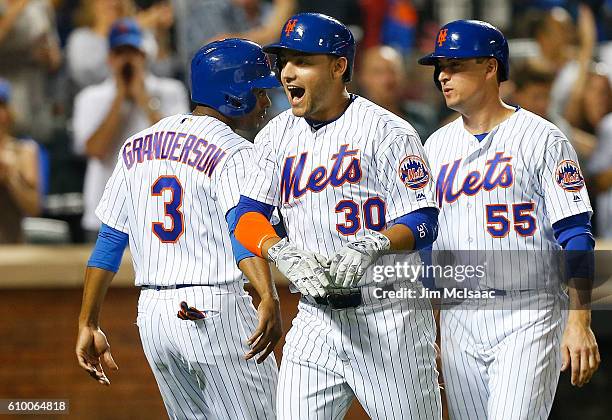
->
[151,176,184,243]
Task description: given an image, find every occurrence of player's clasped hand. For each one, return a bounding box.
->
[267,238,330,297]
[75,326,119,386]
[328,230,391,288]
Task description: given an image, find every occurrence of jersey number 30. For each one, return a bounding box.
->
[336,197,386,235]
[151,176,184,243]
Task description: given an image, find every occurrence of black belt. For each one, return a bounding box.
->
[313,291,362,309]
[140,284,194,291]
[487,288,507,296]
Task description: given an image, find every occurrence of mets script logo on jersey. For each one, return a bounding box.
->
[556,160,584,192]
[437,28,448,46]
[436,152,513,206]
[398,155,430,190]
[280,144,361,203]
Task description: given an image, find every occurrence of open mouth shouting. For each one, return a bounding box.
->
[286,85,306,107]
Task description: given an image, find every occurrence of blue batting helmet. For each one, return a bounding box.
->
[190,38,281,117]
[418,20,509,86]
[263,13,355,82]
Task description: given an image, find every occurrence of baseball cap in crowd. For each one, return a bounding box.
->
[108,18,144,51]
[0,78,11,104]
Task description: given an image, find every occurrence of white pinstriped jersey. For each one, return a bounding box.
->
[425,108,592,290]
[243,95,437,285]
[96,114,253,287]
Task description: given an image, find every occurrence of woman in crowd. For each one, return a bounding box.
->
[0,78,41,243]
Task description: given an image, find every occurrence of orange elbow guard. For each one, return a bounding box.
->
[235,212,279,258]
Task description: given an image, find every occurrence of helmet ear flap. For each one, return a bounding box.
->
[225,94,244,110]
[222,90,257,116]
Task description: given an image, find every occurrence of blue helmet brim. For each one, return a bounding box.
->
[418,53,473,65]
[263,43,323,56]
[251,73,281,89]
[262,43,287,55]
[417,53,439,66]
[418,52,497,66]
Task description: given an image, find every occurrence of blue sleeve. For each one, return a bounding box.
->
[226,206,256,265]
[393,207,439,250]
[552,212,594,249]
[87,223,129,273]
[552,213,595,280]
[419,245,439,290]
[229,195,275,234]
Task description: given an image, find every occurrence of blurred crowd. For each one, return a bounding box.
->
[0,0,611,244]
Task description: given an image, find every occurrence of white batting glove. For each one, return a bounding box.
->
[267,238,330,297]
[328,230,391,288]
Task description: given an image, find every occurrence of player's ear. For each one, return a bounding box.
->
[485,58,498,81]
[331,57,348,81]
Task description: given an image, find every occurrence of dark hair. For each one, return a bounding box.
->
[512,63,555,91]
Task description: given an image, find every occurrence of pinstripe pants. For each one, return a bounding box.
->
[440,290,568,420]
[136,285,278,420]
[277,290,442,420]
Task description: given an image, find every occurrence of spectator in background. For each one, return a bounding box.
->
[172,0,245,71]
[360,0,386,49]
[585,70,612,238]
[66,0,136,88]
[565,65,611,133]
[511,63,555,117]
[357,45,436,140]
[66,0,168,89]
[296,0,360,28]
[360,0,418,55]
[529,5,597,123]
[510,61,596,161]
[173,0,295,80]
[381,0,417,55]
[173,0,295,123]
[137,1,177,79]
[227,0,295,44]
[0,0,62,143]
[530,6,575,72]
[239,0,273,26]
[0,78,41,243]
[72,19,188,241]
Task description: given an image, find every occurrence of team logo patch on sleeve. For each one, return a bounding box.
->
[556,160,585,192]
[399,155,430,190]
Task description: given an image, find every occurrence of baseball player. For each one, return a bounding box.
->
[419,20,601,419]
[75,39,282,419]
[231,13,442,420]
